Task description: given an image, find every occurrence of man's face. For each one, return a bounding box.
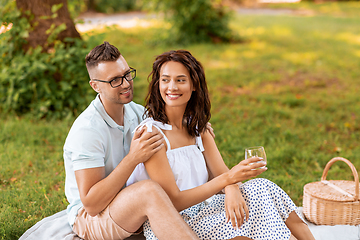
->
[89,56,134,106]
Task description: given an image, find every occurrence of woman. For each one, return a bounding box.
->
[127,50,315,240]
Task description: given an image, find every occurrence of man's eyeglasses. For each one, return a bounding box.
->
[92,67,136,88]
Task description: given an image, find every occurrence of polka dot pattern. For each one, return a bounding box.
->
[143,178,304,240]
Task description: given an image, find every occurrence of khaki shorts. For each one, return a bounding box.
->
[73,206,133,240]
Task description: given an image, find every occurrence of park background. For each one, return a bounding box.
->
[1,0,360,239]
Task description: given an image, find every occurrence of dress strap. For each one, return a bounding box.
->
[195,135,205,152]
[133,118,172,150]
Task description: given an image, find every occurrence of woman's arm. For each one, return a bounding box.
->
[201,130,266,228]
[144,146,229,211]
[144,129,266,212]
[202,129,266,181]
[201,130,231,177]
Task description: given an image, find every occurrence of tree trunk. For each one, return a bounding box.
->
[16,0,81,52]
[87,0,97,12]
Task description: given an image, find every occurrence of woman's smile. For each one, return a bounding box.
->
[166,93,182,100]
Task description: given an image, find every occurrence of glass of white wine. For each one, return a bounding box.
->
[245,146,267,169]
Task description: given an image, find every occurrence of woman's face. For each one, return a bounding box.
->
[159,61,194,109]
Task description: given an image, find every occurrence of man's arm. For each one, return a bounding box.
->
[75,127,164,216]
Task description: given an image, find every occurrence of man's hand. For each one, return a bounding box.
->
[206,122,215,138]
[128,126,164,164]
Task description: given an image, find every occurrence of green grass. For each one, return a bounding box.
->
[266,1,360,18]
[2,2,360,239]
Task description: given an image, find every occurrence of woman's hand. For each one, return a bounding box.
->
[224,184,248,229]
[227,157,267,184]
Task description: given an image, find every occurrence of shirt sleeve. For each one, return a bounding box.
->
[64,126,106,171]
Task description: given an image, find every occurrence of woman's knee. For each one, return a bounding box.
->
[246,178,272,187]
[242,178,278,195]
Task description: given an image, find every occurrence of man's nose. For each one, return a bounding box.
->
[122,78,131,88]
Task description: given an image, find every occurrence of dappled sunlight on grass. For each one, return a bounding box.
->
[240,26,266,37]
[271,25,293,37]
[282,51,319,65]
[241,50,257,59]
[336,32,360,45]
[248,40,267,50]
[208,59,240,69]
[266,1,360,18]
[354,50,360,58]
[318,3,343,16]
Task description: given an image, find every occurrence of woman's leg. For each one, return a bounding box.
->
[230,237,253,240]
[285,211,315,240]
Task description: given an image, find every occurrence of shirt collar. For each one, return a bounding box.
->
[92,94,137,130]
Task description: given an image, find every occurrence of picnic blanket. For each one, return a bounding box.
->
[19,208,360,240]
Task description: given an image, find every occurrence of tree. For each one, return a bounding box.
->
[145,0,238,44]
[16,0,81,52]
[0,0,95,118]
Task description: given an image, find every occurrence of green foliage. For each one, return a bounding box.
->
[0,1,98,119]
[144,0,237,44]
[67,0,87,18]
[92,0,141,13]
[67,0,142,16]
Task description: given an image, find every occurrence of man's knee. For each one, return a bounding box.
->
[136,180,166,197]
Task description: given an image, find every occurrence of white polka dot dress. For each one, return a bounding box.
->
[143,178,304,240]
[126,119,304,240]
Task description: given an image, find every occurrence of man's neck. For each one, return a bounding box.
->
[99,96,125,126]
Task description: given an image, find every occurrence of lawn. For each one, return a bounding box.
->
[1,2,360,239]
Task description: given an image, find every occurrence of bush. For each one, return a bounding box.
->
[67,0,142,15]
[0,1,98,119]
[92,0,142,13]
[145,0,238,44]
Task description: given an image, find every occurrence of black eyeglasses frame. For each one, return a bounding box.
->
[91,67,136,88]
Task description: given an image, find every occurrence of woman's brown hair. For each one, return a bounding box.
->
[145,50,211,137]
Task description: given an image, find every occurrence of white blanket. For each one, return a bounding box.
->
[19,208,360,240]
[299,207,360,240]
[19,210,81,240]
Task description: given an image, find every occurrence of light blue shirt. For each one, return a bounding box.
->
[63,95,144,226]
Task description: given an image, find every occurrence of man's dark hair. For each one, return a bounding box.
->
[85,41,121,69]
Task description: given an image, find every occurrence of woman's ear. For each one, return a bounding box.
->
[89,80,101,93]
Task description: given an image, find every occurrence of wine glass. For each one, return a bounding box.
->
[245,146,267,168]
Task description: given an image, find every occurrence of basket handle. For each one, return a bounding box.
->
[321,157,359,201]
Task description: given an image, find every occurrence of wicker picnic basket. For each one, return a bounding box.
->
[303,157,360,225]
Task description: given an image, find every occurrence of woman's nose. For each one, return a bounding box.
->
[169,81,178,90]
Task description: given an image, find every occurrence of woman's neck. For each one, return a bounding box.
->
[165,106,186,130]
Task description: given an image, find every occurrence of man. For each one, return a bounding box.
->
[63,42,199,240]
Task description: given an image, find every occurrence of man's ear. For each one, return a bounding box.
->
[89,80,101,93]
